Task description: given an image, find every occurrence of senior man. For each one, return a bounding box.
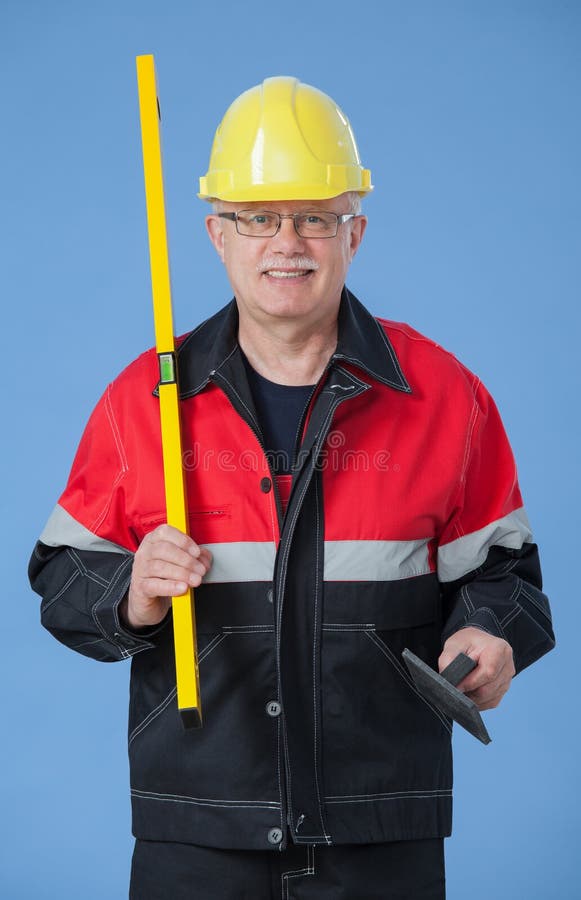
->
[30,77,554,899]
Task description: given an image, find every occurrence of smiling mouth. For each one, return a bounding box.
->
[263,269,314,279]
[259,256,319,280]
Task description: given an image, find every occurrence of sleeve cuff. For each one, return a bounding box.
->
[91,555,169,656]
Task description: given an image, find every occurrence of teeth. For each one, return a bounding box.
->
[266,270,309,278]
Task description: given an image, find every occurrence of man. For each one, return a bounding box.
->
[30,76,554,898]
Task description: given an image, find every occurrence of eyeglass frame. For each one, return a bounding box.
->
[216,209,360,239]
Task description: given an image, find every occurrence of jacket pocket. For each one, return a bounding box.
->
[320,576,451,798]
[135,506,231,543]
[128,630,227,745]
[127,583,280,809]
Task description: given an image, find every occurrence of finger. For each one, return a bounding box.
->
[166,545,212,575]
[198,547,213,567]
[438,639,474,674]
[135,558,202,587]
[460,653,515,694]
[466,680,511,710]
[136,577,190,598]
[465,669,513,706]
[145,524,203,557]
[139,539,205,572]
[459,663,501,694]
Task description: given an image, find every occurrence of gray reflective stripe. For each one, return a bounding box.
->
[437,507,533,583]
[323,539,431,581]
[40,504,129,554]
[202,542,276,583]
[201,539,431,584]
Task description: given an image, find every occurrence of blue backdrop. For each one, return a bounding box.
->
[2,1,578,897]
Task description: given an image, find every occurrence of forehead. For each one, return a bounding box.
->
[218,195,350,214]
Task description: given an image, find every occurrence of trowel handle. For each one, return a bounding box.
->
[440,652,477,687]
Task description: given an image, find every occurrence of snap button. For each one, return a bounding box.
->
[267,827,283,845]
[266,588,273,604]
[266,700,281,718]
[260,477,272,493]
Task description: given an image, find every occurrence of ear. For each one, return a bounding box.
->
[205,214,225,263]
[349,215,367,260]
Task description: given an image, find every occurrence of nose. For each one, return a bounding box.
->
[269,215,306,253]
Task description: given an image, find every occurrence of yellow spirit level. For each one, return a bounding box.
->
[136,54,202,728]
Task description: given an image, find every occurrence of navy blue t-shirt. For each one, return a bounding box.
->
[242,354,315,476]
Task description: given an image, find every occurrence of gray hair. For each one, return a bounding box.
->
[345,191,362,215]
[211,191,362,216]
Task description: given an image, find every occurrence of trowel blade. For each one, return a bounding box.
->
[402,649,492,745]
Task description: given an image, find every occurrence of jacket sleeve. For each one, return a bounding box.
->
[29,382,168,662]
[438,379,555,674]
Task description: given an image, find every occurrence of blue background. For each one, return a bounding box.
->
[2,1,579,897]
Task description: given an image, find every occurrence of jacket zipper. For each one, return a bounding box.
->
[208,369,290,843]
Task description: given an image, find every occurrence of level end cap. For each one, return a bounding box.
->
[180,707,202,730]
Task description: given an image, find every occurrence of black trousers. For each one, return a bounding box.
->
[130,838,445,899]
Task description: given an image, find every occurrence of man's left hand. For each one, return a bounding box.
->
[438,627,516,711]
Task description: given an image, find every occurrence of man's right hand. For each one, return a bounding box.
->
[120,524,213,630]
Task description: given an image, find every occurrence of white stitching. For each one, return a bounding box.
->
[291,385,318,469]
[130,789,279,810]
[277,398,348,813]
[274,390,358,842]
[335,302,411,391]
[275,475,314,826]
[313,477,331,843]
[267,478,279,545]
[519,584,552,621]
[281,846,315,899]
[212,370,261,434]
[41,567,79,612]
[128,634,228,743]
[369,315,411,387]
[221,625,274,633]
[129,687,177,745]
[104,384,129,471]
[292,834,329,842]
[461,584,475,614]
[365,631,452,733]
[499,580,522,626]
[100,556,134,649]
[176,319,227,397]
[71,636,107,651]
[276,714,285,842]
[448,378,480,541]
[198,633,228,660]
[468,605,507,638]
[276,466,314,828]
[501,605,522,629]
[325,789,452,804]
[92,386,129,532]
[83,570,109,588]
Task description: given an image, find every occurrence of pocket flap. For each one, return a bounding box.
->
[322,576,440,630]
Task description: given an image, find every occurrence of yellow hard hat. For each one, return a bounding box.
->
[198,76,372,202]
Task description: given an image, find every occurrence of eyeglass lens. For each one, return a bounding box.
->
[236,211,341,237]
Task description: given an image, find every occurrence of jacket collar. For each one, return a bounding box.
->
[171,287,411,399]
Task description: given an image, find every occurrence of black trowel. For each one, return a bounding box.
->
[402,649,492,745]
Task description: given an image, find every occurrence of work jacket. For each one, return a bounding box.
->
[29,289,554,851]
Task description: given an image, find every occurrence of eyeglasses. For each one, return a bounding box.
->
[216,209,358,238]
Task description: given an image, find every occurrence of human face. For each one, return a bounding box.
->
[205,195,366,332]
